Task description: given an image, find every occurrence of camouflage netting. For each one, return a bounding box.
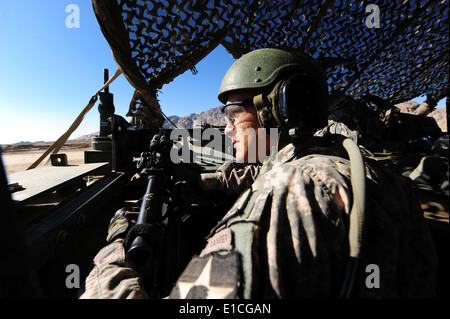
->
[92,0,449,127]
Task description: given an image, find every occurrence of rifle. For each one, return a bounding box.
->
[125,129,171,291]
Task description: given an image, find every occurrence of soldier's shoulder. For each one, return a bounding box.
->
[292,153,352,177]
[263,153,353,189]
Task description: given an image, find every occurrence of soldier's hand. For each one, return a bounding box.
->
[106,207,140,244]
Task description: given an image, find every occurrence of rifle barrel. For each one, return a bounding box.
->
[126,173,162,268]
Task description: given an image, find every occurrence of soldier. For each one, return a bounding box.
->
[80,48,438,299]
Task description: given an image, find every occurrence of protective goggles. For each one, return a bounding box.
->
[220,98,253,124]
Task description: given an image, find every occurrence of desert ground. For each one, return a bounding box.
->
[1,140,92,176]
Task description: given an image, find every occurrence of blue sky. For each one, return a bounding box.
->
[0,1,235,144]
[0,1,445,145]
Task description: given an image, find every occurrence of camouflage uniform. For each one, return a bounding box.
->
[80,241,148,299]
[200,161,261,196]
[80,140,439,299]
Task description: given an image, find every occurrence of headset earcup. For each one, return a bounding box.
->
[275,73,325,138]
[253,93,279,130]
[275,74,303,135]
[254,73,327,138]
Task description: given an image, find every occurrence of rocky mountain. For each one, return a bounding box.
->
[163,101,447,132]
[72,132,100,141]
[163,106,226,129]
[395,101,447,132]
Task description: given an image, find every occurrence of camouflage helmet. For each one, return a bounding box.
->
[218,48,329,138]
